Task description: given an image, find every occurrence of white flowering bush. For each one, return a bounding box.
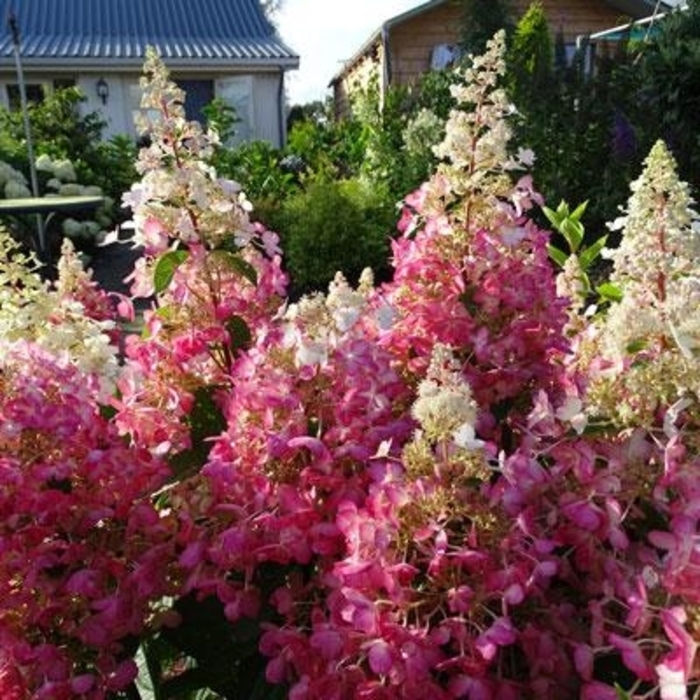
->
[0,231,128,394]
[0,152,115,256]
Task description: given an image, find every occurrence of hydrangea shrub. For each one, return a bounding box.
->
[0,35,699,700]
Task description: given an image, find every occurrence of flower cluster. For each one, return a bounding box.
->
[583,141,700,426]
[0,233,126,393]
[0,342,173,699]
[1,32,700,700]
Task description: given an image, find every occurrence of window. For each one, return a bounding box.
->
[216,76,253,143]
[176,79,215,124]
[6,83,44,110]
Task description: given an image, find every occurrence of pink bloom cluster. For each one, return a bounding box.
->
[0,343,173,699]
[380,178,569,441]
[55,239,133,330]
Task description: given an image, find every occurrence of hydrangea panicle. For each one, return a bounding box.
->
[584,140,700,427]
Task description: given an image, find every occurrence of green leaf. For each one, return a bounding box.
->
[158,667,212,698]
[188,386,227,445]
[626,338,648,354]
[133,646,157,700]
[168,444,212,482]
[542,204,560,227]
[544,201,589,253]
[168,386,227,481]
[561,218,584,252]
[153,250,188,294]
[209,249,258,286]
[99,403,118,421]
[226,315,252,353]
[547,244,568,268]
[570,200,589,221]
[579,235,608,271]
[159,594,266,699]
[154,305,178,322]
[614,684,633,699]
[597,282,623,303]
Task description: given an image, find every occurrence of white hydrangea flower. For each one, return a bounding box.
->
[0,232,119,396]
[58,183,85,197]
[62,218,85,239]
[5,180,32,199]
[412,344,479,447]
[35,153,54,172]
[586,141,700,425]
[326,272,366,332]
[608,141,700,293]
[0,162,26,188]
[53,159,78,183]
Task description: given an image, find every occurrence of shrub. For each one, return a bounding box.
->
[0,85,136,206]
[276,178,395,296]
[0,86,104,164]
[459,0,515,54]
[286,106,367,180]
[633,0,700,189]
[507,1,553,104]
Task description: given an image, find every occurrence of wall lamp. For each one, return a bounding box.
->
[96,77,109,105]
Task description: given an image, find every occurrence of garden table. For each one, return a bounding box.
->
[0,194,104,217]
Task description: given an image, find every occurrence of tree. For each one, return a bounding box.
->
[460,0,515,56]
[505,2,643,238]
[508,1,554,104]
[634,0,700,190]
[260,0,284,19]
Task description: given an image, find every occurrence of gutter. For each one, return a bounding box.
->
[0,56,301,72]
[585,2,685,43]
[278,67,286,147]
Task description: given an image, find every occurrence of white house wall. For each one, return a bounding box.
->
[0,71,287,147]
[251,72,285,145]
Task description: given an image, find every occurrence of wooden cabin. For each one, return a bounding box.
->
[330,0,673,117]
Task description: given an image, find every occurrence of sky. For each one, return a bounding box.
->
[275,0,422,106]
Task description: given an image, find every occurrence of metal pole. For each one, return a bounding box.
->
[8,12,45,255]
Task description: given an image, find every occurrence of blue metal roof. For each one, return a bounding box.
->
[0,0,299,66]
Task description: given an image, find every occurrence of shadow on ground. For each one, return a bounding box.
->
[89,233,142,297]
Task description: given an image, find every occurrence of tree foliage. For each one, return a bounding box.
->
[634,0,700,186]
[459,0,515,55]
[507,1,553,103]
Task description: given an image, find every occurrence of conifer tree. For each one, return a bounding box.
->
[459,0,514,56]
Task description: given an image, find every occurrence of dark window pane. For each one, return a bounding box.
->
[6,83,44,110]
[176,80,215,123]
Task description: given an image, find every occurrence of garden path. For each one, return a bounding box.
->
[89,232,141,296]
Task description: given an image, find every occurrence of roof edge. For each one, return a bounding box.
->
[0,57,300,72]
[329,0,449,86]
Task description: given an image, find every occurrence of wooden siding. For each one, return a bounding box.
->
[388,1,462,88]
[333,45,383,118]
[389,0,636,89]
[530,0,639,42]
